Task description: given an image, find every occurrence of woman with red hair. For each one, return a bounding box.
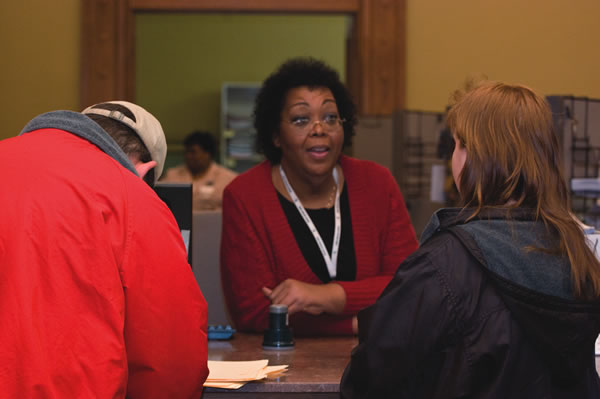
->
[341,81,600,398]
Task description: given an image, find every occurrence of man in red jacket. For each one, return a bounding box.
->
[0,101,208,398]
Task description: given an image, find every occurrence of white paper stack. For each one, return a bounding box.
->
[204,359,289,389]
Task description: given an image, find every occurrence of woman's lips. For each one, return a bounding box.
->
[307,146,329,159]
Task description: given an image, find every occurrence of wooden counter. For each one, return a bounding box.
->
[203,333,357,398]
[203,333,600,398]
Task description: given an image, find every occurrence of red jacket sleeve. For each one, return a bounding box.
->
[336,167,418,314]
[220,186,276,332]
[122,193,208,398]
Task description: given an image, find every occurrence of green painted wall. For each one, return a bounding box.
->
[136,13,348,160]
[0,0,80,140]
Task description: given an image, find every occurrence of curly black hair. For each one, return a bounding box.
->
[253,57,357,164]
[184,130,217,158]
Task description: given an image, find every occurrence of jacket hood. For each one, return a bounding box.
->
[423,207,600,388]
[20,110,138,177]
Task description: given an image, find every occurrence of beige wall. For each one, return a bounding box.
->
[406,0,600,111]
[0,1,80,140]
[2,1,600,140]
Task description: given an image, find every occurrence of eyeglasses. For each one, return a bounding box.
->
[285,114,346,134]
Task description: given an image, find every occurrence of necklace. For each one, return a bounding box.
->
[326,182,338,208]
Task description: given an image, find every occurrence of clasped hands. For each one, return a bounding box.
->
[262,279,346,316]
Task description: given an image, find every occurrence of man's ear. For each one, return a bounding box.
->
[134,160,157,179]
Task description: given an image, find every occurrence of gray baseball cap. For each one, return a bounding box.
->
[82,101,167,182]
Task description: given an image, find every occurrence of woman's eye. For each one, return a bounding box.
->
[291,116,310,126]
[323,114,339,124]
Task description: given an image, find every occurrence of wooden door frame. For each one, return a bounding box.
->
[81,0,405,115]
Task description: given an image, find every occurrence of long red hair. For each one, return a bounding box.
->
[447,81,600,299]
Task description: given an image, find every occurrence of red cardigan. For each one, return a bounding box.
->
[221,156,418,335]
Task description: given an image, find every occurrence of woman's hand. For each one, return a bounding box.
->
[262,279,346,316]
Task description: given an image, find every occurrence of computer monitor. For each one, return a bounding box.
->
[154,182,193,265]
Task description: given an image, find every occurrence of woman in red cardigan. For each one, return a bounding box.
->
[220,58,418,336]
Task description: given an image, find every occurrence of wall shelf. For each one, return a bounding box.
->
[220,83,263,173]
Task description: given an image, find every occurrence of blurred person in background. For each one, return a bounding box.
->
[162,130,237,210]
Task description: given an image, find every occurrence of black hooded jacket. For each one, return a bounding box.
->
[340,208,600,398]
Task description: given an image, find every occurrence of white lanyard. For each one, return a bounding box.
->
[280,165,341,279]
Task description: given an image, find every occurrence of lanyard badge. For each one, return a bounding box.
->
[280,165,341,279]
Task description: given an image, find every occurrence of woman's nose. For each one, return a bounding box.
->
[309,120,326,135]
